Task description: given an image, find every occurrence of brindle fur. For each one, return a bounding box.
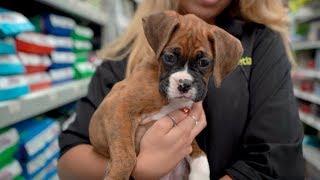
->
[89,11,243,180]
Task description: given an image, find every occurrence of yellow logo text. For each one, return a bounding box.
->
[239,57,252,66]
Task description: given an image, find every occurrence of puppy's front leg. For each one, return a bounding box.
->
[104,111,137,180]
[188,141,210,180]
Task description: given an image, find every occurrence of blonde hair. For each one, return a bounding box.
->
[99,0,293,76]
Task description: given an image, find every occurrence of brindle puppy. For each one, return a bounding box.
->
[89,11,243,180]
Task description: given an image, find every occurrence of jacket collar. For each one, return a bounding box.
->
[216,17,245,38]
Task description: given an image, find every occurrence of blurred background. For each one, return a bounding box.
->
[0,0,319,179]
[290,0,320,179]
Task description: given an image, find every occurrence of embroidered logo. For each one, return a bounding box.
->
[239,57,252,66]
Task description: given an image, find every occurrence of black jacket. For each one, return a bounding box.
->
[59,19,304,179]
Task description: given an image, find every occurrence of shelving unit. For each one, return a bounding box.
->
[36,0,107,26]
[294,88,320,105]
[303,145,320,171]
[291,5,320,173]
[292,41,320,51]
[0,1,118,179]
[293,68,320,79]
[299,111,320,131]
[0,0,110,47]
[0,79,90,128]
[295,10,320,23]
[0,0,108,128]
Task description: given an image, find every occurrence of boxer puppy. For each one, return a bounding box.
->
[89,11,243,180]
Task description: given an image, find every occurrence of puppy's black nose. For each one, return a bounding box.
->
[178,79,192,93]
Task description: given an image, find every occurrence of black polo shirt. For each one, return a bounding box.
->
[59,19,305,179]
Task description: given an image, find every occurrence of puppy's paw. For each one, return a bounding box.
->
[189,155,210,180]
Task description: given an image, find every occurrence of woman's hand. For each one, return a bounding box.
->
[132,102,207,179]
[220,175,233,180]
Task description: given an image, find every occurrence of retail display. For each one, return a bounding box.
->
[291,0,320,174]
[18,52,51,74]
[0,39,16,54]
[0,6,97,102]
[0,160,23,180]
[0,128,19,168]
[71,25,94,41]
[13,118,60,179]
[0,8,34,37]
[73,40,93,53]
[0,55,25,75]
[0,75,29,101]
[0,128,22,179]
[0,1,102,177]
[15,32,54,55]
[73,61,95,79]
[26,72,52,92]
[49,67,74,84]
[50,36,73,52]
[70,24,95,79]
[43,14,76,37]
[50,51,75,69]
[75,52,89,63]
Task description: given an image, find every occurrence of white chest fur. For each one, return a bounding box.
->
[140,98,193,125]
[150,98,193,121]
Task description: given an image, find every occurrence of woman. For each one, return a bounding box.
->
[58,0,304,179]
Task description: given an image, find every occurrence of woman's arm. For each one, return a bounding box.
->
[225,28,304,179]
[58,145,107,179]
[58,61,123,179]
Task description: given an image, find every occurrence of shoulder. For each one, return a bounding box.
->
[244,23,289,68]
[245,23,291,89]
[86,58,127,107]
[95,58,127,83]
[242,22,283,51]
[250,23,282,49]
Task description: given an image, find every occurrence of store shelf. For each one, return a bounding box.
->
[292,41,320,51]
[295,11,320,23]
[299,111,320,131]
[35,0,107,25]
[292,68,320,79]
[0,79,90,128]
[294,88,320,105]
[303,145,320,171]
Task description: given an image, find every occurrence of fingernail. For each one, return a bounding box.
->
[180,107,190,114]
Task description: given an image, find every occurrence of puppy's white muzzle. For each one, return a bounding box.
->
[167,68,196,100]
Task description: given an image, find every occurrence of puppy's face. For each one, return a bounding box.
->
[159,32,214,102]
[143,11,243,102]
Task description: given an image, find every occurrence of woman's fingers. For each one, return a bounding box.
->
[190,111,207,141]
[152,101,205,141]
[153,109,188,134]
[168,102,203,138]
[168,109,190,124]
[185,103,206,141]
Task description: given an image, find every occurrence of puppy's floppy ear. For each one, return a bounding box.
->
[142,11,179,57]
[209,26,243,87]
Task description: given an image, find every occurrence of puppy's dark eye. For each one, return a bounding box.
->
[198,58,211,68]
[162,52,177,66]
